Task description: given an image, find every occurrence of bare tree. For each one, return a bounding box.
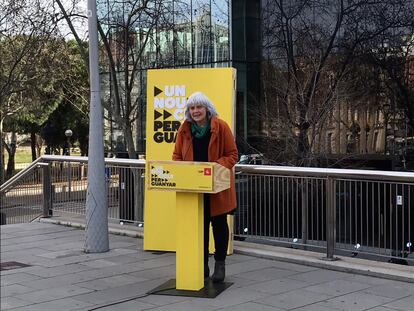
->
[55,0,177,158]
[260,0,414,166]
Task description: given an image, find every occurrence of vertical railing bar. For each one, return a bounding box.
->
[337,179,341,246]
[342,179,345,247]
[259,175,263,237]
[288,177,291,241]
[383,182,386,255]
[353,180,357,248]
[401,183,405,257]
[296,178,299,243]
[249,174,253,236]
[301,178,308,247]
[360,180,363,248]
[397,182,399,257]
[255,174,258,236]
[272,176,275,238]
[371,181,374,253]
[42,163,52,218]
[310,179,313,242]
[389,182,393,257]
[409,185,411,255]
[316,179,319,242]
[378,181,382,254]
[364,180,367,250]
[268,175,271,237]
[324,176,337,260]
[282,176,285,240]
[277,176,280,239]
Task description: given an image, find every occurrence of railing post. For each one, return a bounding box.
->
[324,176,338,261]
[301,179,308,248]
[67,161,72,200]
[42,163,52,217]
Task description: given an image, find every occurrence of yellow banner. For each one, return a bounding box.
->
[144,68,236,251]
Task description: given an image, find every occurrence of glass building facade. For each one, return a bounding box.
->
[98,0,260,154]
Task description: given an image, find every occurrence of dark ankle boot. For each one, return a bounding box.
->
[204,263,210,278]
[212,261,225,283]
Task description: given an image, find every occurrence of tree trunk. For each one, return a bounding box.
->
[6,132,17,178]
[296,126,310,166]
[125,126,137,159]
[31,131,36,161]
[36,134,42,158]
[0,116,4,184]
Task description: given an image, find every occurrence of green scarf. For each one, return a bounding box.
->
[191,121,211,139]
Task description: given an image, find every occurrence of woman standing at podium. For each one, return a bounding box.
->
[173,91,238,283]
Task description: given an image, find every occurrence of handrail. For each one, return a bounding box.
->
[236,164,414,183]
[2,156,413,193]
[40,155,146,167]
[0,158,44,193]
[0,155,146,192]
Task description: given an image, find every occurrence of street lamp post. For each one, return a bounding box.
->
[65,129,73,199]
[85,0,109,253]
[64,129,73,156]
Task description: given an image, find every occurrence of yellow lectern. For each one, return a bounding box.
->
[147,160,233,297]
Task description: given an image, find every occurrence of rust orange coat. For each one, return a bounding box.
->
[172,117,238,216]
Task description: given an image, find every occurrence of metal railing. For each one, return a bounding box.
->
[1,156,146,227]
[1,155,413,263]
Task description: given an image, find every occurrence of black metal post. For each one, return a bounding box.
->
[42,163,52,217]
[323,176,338,261]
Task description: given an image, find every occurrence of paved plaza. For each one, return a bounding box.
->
[1,222,414,311]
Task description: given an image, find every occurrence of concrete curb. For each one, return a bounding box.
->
[39,217,144,238]
[40,217,414,283]
[234,241,414,283]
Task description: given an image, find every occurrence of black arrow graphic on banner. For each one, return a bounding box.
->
[163,110,172,120]
[154,86,163,97]
[154,110,162,120]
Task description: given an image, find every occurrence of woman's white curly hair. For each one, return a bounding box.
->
[184,91,218,122]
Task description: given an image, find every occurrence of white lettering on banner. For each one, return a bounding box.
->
[165,98,175,109]
[154,97,164,109]
[174,109,184,120]
[165,85,186,97]
[175,85,186,96]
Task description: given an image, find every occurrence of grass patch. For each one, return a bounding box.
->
[3,146,33,164]
[14,147,33,163]
[3,146,81,166]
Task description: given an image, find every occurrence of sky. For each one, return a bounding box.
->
[57,0,88,40]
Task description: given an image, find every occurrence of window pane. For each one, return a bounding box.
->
[193,0,212,64]
[211,0,230,63]
[174,1,192,66]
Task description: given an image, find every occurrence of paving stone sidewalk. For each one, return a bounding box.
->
[1,222,414,311]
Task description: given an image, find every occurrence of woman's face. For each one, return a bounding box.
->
[189,104,208,126]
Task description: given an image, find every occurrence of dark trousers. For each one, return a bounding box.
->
[204,195,229,264]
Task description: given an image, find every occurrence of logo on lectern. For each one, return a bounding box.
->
[150,165,176,187]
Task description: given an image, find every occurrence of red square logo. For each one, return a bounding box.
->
[204,168,211,176]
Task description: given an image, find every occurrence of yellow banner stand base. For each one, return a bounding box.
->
[147,278,233,298]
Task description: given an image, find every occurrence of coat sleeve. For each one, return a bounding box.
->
[172,128,184,161]
[216,121,238,169]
